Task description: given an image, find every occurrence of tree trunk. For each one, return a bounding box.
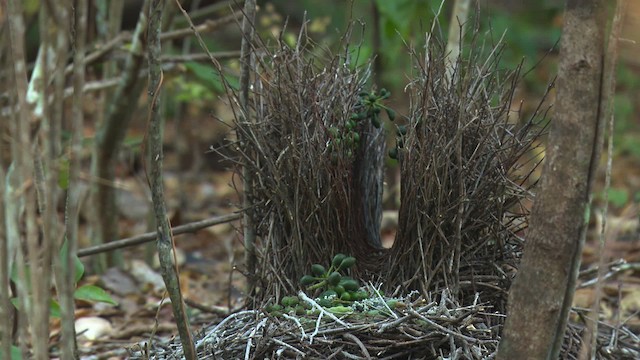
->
[497,1,607,359]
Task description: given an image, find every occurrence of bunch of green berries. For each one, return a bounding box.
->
[300,254,368,304]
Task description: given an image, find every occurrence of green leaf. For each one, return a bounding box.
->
[184,62,239,92]
[607,188,629,208]
[9,298,20,310]
[49,299,62,318]
[59,239,84,284]
[0,345,23,360]
[57,157,70,190]
[74,285,117,305]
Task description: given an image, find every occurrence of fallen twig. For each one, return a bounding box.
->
[77,213,241,257]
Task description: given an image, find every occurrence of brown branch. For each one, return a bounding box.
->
[239,0,258,304]
[147,1,195,356]
[160,10,243,42]
[62,12,242,77]
[77,213,241,257]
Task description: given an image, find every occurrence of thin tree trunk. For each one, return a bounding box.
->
[238,0,258,299]
[497,1,607,359]
[147,0,196,358]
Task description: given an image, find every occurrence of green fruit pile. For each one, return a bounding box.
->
[352,88,395,129]
[327,88,397,162]
[299,254,368,306]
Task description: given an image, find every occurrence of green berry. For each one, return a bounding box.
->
[341,279,359,292]
[311,264,326,277]
[388,147,398,160]
[371,115,381,129]
[328,272,342,286]
[339,256,356,270]
[332,253,347,268]
[300,275,315,286]
[281,296,299,307]
[320,289,338,299]
[385,108,396,121]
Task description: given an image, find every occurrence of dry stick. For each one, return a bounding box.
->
[447,0,470,298]
[0,160,7,359]
[77,213,241,257]
[61,9,240,77]
[7,1,51,358]
[147,0,196,355]
[586,1,628,357]
[238,0,258,301]
[57,0,86,357]
[90,0,150,272]
[444,0,470,83]
[160,10,242,41]
[4,1,30,357]
[35,2,69,356]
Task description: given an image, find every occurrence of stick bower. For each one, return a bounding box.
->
[133,288,639,359]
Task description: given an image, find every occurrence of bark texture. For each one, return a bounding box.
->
[497,1,606,359]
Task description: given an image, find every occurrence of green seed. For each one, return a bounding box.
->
[353,290,368,301]
[300,275,315,286]
[341,279,359,292]
[385,108,396,121]
[333,285,346,295]
[346,119,356,130]
[371,116,381,129]
[340,292,352,301]
[339,256,357,270]
[320,289,338,299]
[388,147,398,160]
[328,272,342,286]
[281,296,299,307]
[311,264,326,277]
[332,253,347,268]
[396,125,407,136]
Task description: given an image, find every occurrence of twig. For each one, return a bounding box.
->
[196,310,258,348]
[244,317,267,360]
[183,297,230,316]
[147,0,195,358]
[90,0,150,272]
[587,0,627,357]
[282,313,307,340]
[369,282,398,319]
[297,291,350,328]
[238,0,258,301]
[271,338,306,357]
[342,333,372,359]
[407,308,479,344]
[77,213,241,257]
[160,10,243,42]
